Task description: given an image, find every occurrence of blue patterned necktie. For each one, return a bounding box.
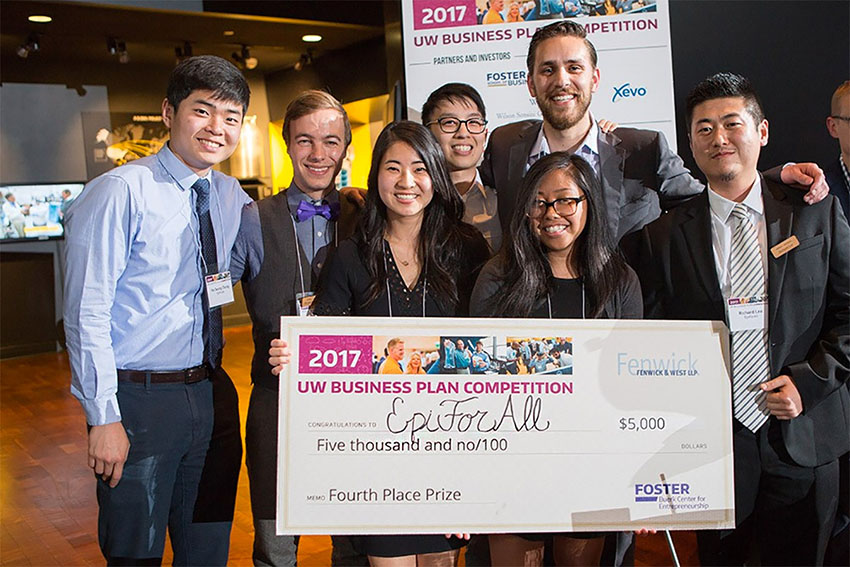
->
[192,178,222,367]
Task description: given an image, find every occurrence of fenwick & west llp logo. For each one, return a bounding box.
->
[612,82,647,103]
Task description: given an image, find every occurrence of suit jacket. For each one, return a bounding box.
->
[478,119,703,241]
[824,157,850,221]
[638,175,850,467]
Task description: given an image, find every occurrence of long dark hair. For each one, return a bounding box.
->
[489,152,629,317]
[358,120,474,310]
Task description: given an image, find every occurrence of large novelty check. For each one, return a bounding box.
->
[276,317,735,535]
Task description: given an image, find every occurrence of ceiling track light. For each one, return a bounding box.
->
[107,37,129,64]
[175,41,193,63]
[293,48,314,72]
[231,45,258,70]
[16,33,40,59]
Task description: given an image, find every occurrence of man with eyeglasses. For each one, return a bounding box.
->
[422,83,502,253]
[824,79,849,567]
[826,80,850,220]
[480,20,829,257]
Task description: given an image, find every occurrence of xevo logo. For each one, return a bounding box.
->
[612,82,647,103]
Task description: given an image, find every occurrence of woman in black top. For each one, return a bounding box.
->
[288,120,488,566]
[312,120,488,319]
[470,152,642,566]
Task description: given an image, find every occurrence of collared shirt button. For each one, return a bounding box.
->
[317,231,323,237]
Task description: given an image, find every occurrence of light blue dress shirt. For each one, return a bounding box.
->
[64,144,251,426]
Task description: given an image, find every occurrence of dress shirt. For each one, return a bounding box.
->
[455,347,471,369]
[64,144,251,426]
[462,171,502,252]
[231,183,339,285]
[707,176,769,302]
[2,199,25,221]
[287,184,338,277]
[471,350,491,371]
[527,115,600,174]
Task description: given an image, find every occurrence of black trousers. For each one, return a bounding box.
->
[697,419,839,566]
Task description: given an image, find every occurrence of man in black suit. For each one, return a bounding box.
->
[826,80,850,220]
[638,73,850,566]
[479,20,829,245]
[824,79,850,567]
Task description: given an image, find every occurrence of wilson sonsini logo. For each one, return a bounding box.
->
[612,82,647,103]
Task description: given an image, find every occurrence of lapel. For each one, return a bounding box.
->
[679,191,725,309]
[761,174,794,329]
[598,130,626,239]
[506,121,542,196]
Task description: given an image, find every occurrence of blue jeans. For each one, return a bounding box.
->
[97,378,231,565]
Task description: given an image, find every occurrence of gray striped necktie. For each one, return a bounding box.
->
[729,203,770,432]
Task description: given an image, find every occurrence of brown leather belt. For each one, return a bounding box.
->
[117,365,209,384]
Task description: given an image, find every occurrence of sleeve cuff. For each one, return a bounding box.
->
[80,395,122,426]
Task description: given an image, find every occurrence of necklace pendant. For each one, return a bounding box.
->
[400,259,410,266]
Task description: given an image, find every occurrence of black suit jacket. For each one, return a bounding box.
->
[638,175,850,467]
[825,157,850,221]
[478,119,703,241]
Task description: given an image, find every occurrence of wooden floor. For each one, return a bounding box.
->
[0,325,698,566]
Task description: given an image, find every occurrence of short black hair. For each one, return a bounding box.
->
[527,20,597,72]
[166,55,250,114]
[421,83,487,124]
[685,72,765,132]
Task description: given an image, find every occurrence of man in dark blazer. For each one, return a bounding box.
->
[480,21,829,246]
[638,73,850,566]
[824,79,850,567]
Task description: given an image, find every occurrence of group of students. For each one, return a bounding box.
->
[63,16,847,567]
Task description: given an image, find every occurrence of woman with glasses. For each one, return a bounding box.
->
[469,152,642,566]
[271,120,489,567]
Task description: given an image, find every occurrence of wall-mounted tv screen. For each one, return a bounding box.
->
[1,182,84,242]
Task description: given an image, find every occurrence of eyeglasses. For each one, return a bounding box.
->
[831,115,850,122]
[425,117,488,134]
[527,195,587,219]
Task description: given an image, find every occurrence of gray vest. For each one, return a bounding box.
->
[242,190,358,390]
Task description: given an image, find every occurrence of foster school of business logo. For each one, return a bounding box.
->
[612,82,647,103]
[486,70,527,87]
[634,481,709,511]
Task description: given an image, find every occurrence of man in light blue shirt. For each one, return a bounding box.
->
[64,55,251,565]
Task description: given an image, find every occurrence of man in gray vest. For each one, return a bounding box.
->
[230,90,360,566]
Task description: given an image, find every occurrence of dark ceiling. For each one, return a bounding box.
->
[0,0,387,76]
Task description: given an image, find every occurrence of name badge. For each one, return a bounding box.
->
[296,291,316,317]
[205,271,235,309]
[727,294,767,332]
[770,235,800,258]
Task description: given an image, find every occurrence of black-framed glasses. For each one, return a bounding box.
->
[527,196,587,219]
[831,115,850,122]
[425,117,488,134]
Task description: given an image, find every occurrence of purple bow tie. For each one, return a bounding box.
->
[295,200,340,222]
